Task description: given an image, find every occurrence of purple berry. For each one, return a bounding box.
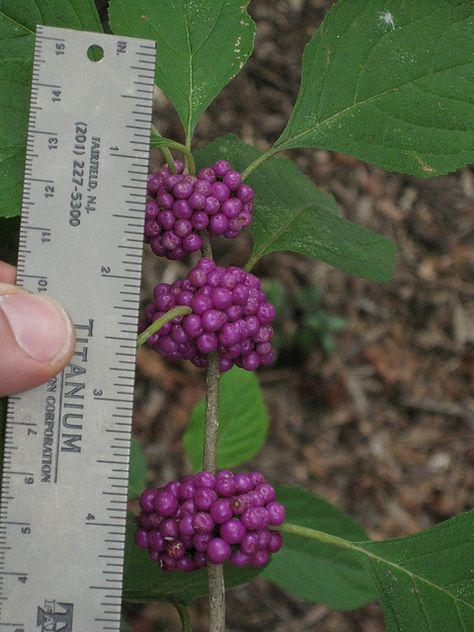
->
[174,218,193,238]
[240,532,259,555]
[222,197,242,218]
[193,512,214,534]
[139,489,156,513]
[159,553,177,571]
[214,160,232,177]
[202,309,227,333]
[155,491,178,517]
[147,174,162,194]
[223,170,242,191]
[249,471,265,486]
[266,501,286,525]
[193,551,208,568]
[148,513,163,529]
[231,550,251,567]
[219,322,240,346]
[189,191,206,209]
[179,514,195,538]
[194,471,216,489]
[191,294,213,315]
[164,480,181,496]
[193,533,212,552]
[268,531,283,553]
[148,529,164,552]
[257,528,272,550]
[220,519,246,544]
[173,178,195,199]
[197,332,219,354]
[256,483,276,503]
[210,499,233,524]
[207,538,231,564]
[211,182,230,202]
[191,211,209,230]
[182,233,202,252]
[234,473,253,493]
[160,518,179,538]
[241,506,268,530]
[194,487,217,511]
[205,196,220,214]
[176,555,196,572]
[156,191,173,209]
[198,166,216,183]
[251,549,270,567]
[237,184,254,202]
[135,528,148,549]
[139,513,152,529]
[194,179,212,196]
[215,476,236,498]
[241,351,260,371]
[173,199,193,219]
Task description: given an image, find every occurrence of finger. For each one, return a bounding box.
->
[0,284,76,396]
[0,262,16,284]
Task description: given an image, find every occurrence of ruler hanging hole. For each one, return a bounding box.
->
[87,44,104,62]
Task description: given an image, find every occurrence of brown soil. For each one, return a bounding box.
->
[125,1,474,630]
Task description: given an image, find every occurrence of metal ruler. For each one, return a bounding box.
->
[0,25,155,631]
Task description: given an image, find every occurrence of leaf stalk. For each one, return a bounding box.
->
[136,306,192,349]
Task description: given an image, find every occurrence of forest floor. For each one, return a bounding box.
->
[125,1,474,630]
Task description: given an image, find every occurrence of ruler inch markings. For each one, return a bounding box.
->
[0,25,155,631]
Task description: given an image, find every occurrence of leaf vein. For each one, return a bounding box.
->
[0,11,34,36]
[366,556,404,631]
[191,0,225,58]
[356,544,474,612]
[277,60,474,151]
[183,1,194,141]
[411,576,434,632]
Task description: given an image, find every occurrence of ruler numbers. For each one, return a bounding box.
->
[0,26,155,631]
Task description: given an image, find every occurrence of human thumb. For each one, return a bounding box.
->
[0,284,75,396]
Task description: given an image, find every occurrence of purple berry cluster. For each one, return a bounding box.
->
[145,160,254,260]
[140,258,276,372]
[135,470,284,571]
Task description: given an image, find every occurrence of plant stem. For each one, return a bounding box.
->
[205,352,225,632]
[160,146,177,174]
[279,522,356,551]
[241,146,281,181]
[201,232,213,260]
[208,564,226,632]
[200,237,225,632]
[203,351,220,471]
[172,600,193,632]
[136,306,192,349]
[150,125,196,174]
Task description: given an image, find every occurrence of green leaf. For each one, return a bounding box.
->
[123,514,261,604]
[196,135,396,282]
[0,0,103,218]
[274,0,474,177]
[263,487,377,610]
[128,436,146,499]
[282,510,474,631]
[108,0,256,142]
[0,59,31,219]
[356,512,474,631]
[183,367,268,471]
[150,127,175,149]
